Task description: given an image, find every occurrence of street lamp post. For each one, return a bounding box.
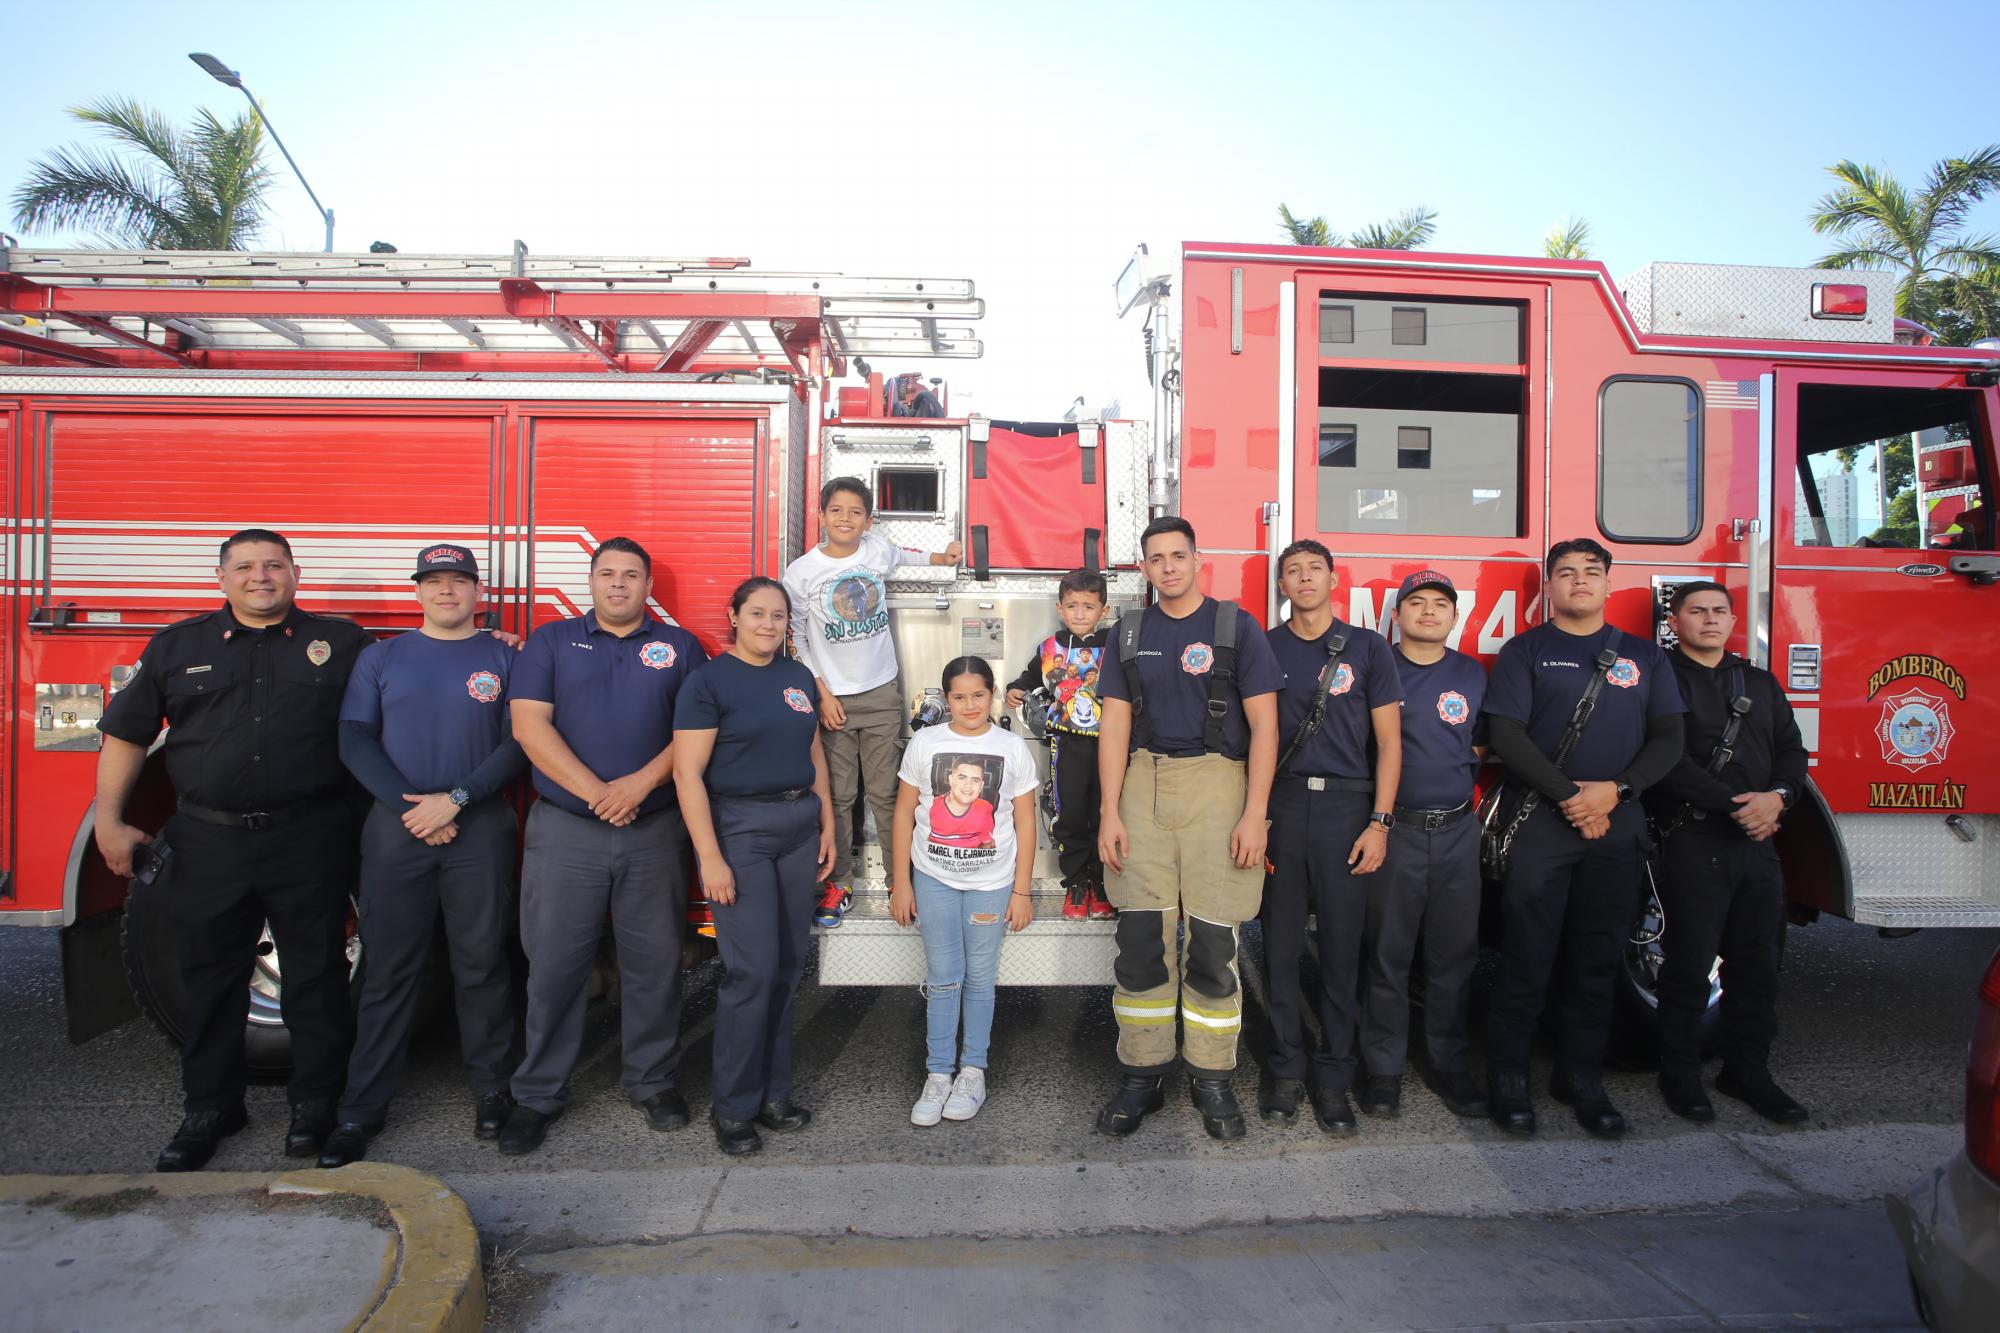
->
[188,52,335,253]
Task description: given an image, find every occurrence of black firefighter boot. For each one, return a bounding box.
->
[1095,1074,1166,1136]
[1189,1075,1247,1141]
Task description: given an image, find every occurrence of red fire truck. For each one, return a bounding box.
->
[3,240,1997,1063]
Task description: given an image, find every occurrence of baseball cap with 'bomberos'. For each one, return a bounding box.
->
[412,544,480,581]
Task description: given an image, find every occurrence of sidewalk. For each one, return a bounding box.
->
[0,1164,483,1333]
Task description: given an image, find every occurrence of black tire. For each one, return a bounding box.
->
[120,867,369,1081]
[1610,868,1723,1067]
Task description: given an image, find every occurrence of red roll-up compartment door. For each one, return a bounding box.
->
[963,421,1109,576]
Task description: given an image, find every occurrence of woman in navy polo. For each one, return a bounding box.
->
[674,577,836,1156]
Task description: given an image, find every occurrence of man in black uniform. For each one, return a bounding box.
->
[96,528,373,1171]
[1482,538,1685,1138]
[1646,581,1810,1124]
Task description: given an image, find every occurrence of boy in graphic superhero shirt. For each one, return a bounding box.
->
[1006,568,1112,919]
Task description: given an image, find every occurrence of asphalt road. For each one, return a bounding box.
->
[0,913,1987,1179]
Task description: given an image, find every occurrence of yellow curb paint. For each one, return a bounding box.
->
[2,1165,483,1333]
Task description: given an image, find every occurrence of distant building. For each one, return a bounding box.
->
[1798,466,1861,546]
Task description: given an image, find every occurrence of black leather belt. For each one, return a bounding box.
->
[1287,774,1374,793]
[1395,800,1472,830]
[727,788,813,803]
[178,797,321,831]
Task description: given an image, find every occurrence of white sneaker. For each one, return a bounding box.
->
[911,1072,953,1127]
[942,1067,987,1121]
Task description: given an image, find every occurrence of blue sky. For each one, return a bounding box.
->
[5,0,1994,419]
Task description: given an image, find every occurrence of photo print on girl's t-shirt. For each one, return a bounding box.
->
[926,752,1007,861]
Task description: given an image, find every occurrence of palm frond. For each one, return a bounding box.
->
[9,142,183,246]
[1276,203,1334,248]
[1929,234,2000,275]
[1917,145,2000,237]
[69,97,186,176]
[1543,216,1591,259]
[1348,206,1436,251]
[1814,244,1903,271]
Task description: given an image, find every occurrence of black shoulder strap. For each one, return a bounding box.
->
[1276,627,1350,775]
[1505,630,1624,840]
[1203,599,1239,754]
[1117,609,1150,749]
[1705,663,1753,776]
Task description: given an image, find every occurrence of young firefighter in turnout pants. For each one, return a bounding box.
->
[95,529,372,1171]
[1646,582,1810,1125]
[1373,571,1490,1120]
[1096,517,1283,1140]
[1259,540,1402,1134]
[1005,568,1113,920]
[500,537,708,1155]
[1482,539,1685,1138]
[317,545,529,1168]
[783,478,962,927]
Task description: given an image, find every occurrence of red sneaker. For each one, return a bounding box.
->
[814,882,852,928]
[1086,883,1117,920]
[1061,881,1089,921]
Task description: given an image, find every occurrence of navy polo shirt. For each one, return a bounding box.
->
[1099,598,1282,761]
[340,631,518,795]
[1266,618,1401,780]
[1483,621,1684,783]
[675,652,820,797]
[1394,646,1489,809]
[511,612,708,817]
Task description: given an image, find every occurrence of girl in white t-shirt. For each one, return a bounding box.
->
[891,656,1039,1126]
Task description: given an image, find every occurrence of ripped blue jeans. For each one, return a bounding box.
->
[913,868,1009,1074]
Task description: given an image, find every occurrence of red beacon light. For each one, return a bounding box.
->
[1812,282,1869,319]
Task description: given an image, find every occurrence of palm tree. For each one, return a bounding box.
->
[1810,147,2000,342]
[11,97,274,249]
[1276,203,1436,250]
[1543,217,1592,260]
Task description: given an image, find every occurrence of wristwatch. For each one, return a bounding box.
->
[1772,785,1794,809]
[1369,811,1396,831]
[448,787,471,808]
[1614,782,1635,804]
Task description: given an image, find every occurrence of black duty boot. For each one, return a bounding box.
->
[285,1100,337,1158]
[1358,1072,1402,1117]
[1425,1068,1490,1118]
[1550,1071,1627,1138]
[1489,1070,1536,1136]
[317,1122,380,1169]
[754,1101,813,1133]
[1714,1066,1809,1124]
[1189,1076,1247,1141]
[711,1109,763,1156]
[636,1090,691,1132]
[155,1106,248,1173]
[1095,1074,1165,1137]
[1658,1072,1716,1122]
[474,1092,514,1141]
[497,1105,560,1156]
[1308,1083,1358,1136]
[1260,1076,1304,1124]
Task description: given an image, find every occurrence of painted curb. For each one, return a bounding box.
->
[1,1164,483,1332]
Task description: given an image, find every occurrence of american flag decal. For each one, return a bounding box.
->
[1706,379,1761,411]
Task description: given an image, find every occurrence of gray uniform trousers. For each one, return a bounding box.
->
[1361,810,1481,1078]
[511,801,690,1114]
[339,798,519,1126]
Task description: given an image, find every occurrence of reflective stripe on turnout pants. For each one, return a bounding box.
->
[1104,752,1263,1074]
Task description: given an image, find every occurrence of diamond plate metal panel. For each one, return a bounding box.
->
[1104,419,1151,567]
[1833,813,2000,923]
[816,889,1117,985]
[821,422,963,580]
[1619,263,1896,343]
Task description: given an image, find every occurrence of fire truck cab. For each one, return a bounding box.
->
[1138,242,2000,961]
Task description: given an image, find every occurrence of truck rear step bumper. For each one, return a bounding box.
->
[814,887,1115,986]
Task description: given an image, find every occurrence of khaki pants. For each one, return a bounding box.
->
[822,679,905,883]
[1104,752,1264,1074]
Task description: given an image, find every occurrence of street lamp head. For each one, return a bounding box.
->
[188,53,242,88]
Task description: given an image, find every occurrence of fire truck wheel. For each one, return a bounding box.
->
[1611,937,1723,1068]
[119,871,369,1080]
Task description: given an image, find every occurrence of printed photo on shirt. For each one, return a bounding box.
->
[926,752,1006,862]
[819,567,889,642]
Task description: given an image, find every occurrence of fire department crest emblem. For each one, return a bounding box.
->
[1180,643,1214,676]
[640,641,677,671]
[1328,663,1356,696]
[466,670,502,703]
[784,686,813,714]
[1437,690,1470,725]
[1606,657,1641,689]
[306,639,332,667]
[1875,685,1954,772]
